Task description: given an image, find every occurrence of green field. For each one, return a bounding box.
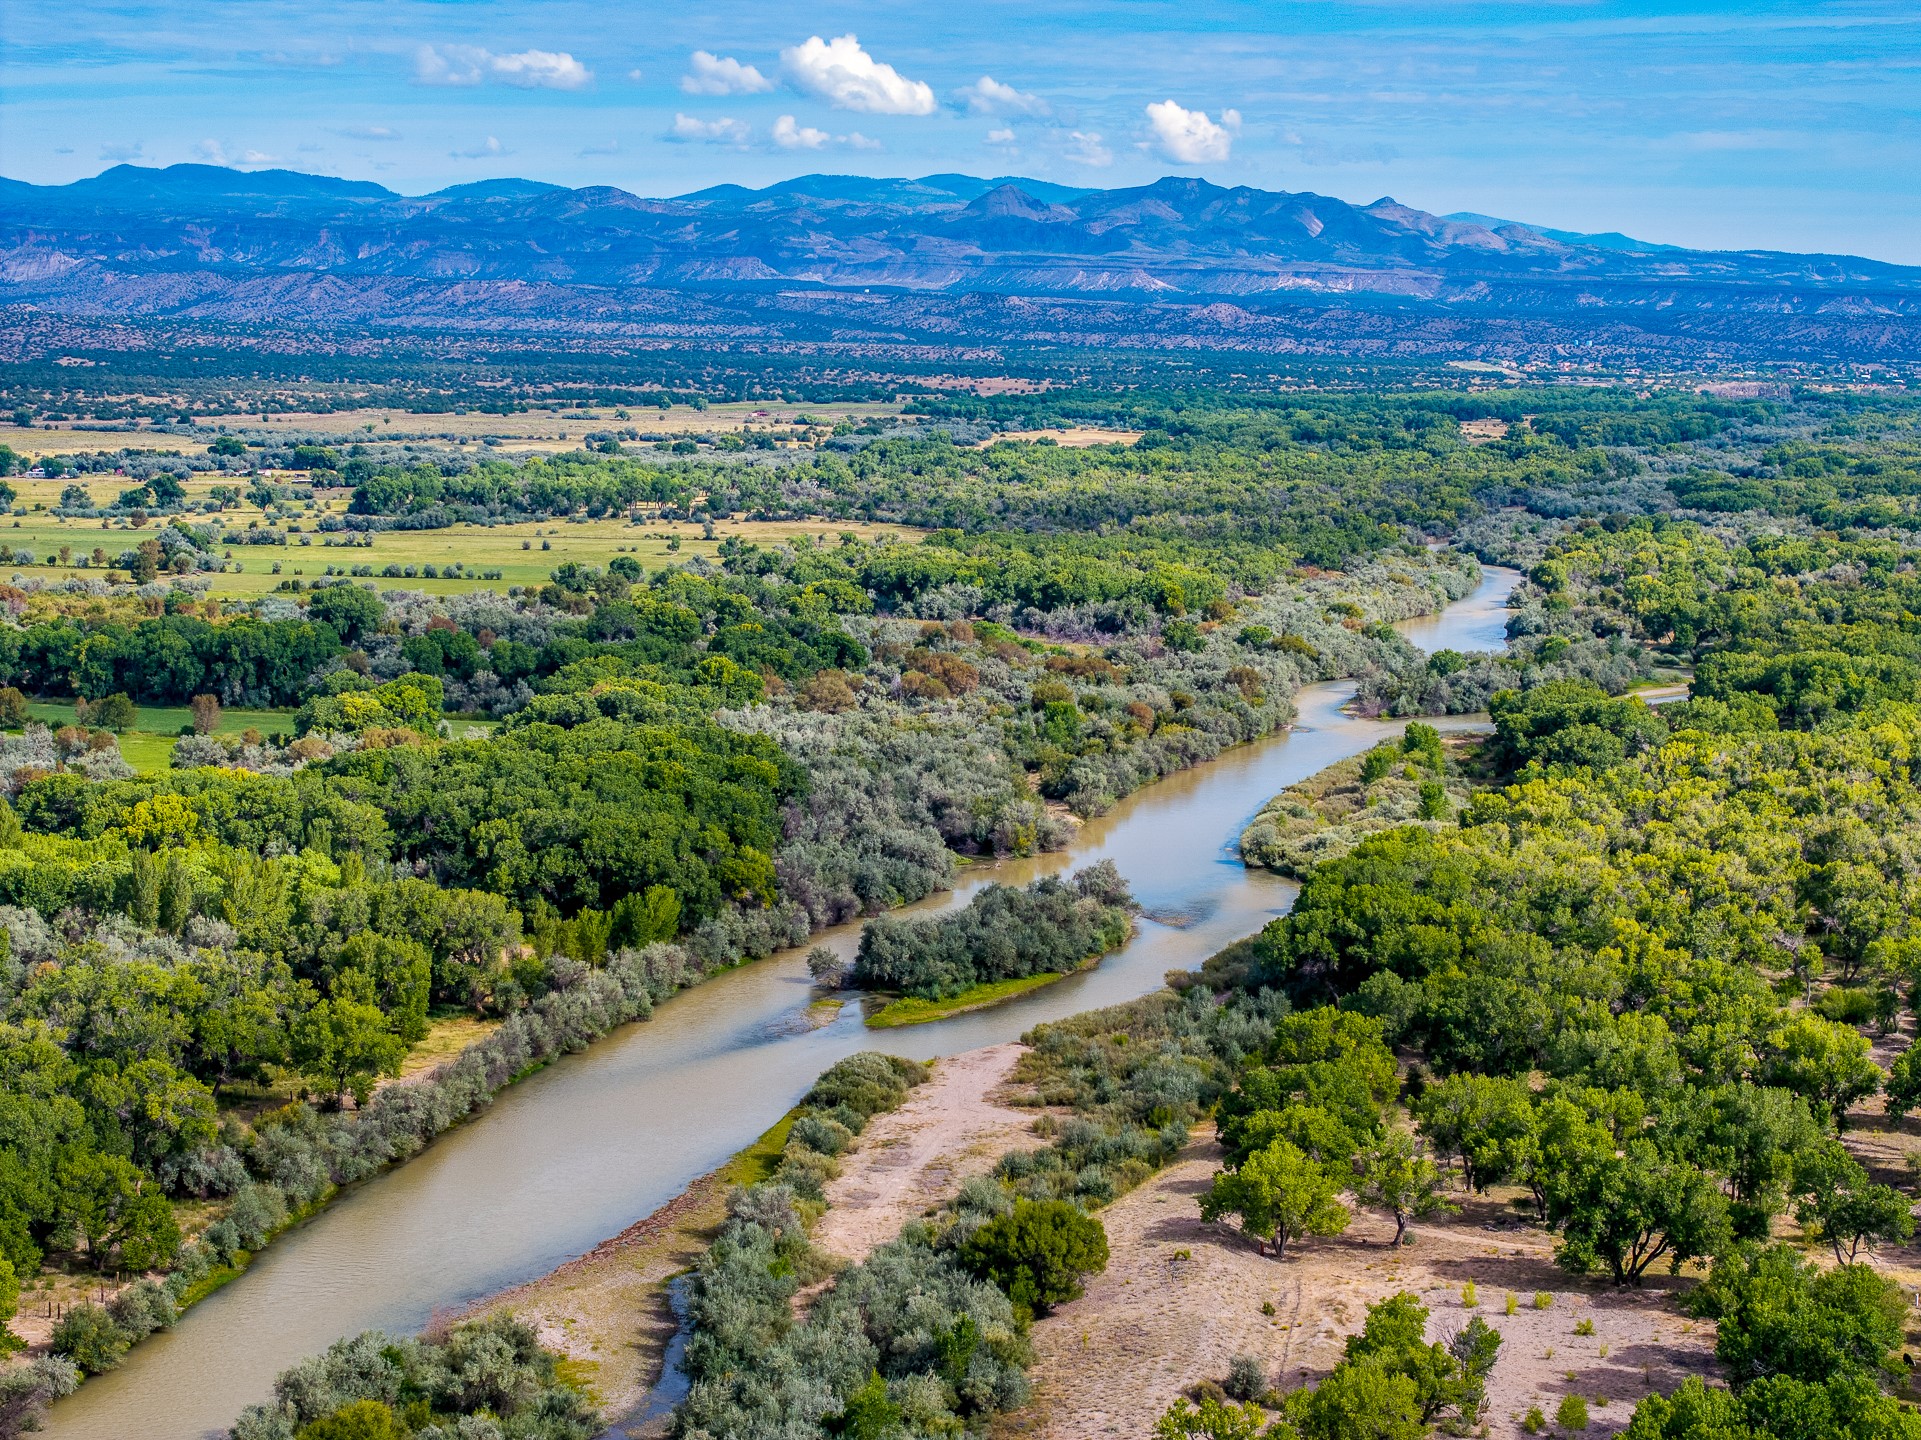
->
[12,701,499,775]
[0,470,917,601]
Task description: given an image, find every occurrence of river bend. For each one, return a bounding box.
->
[47,566,1519,1439]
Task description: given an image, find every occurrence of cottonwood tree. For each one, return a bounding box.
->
[1549,1140,1732,1285]
[1355,1132,1455,1246]
[292,992,406,1108]
[1792,1139,1915,1264]
[1760,1013,1881,1129]
[1201,1139,1350,1258]
[1415,1073,1534,1192]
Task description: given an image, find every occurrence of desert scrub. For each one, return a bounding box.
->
[1225,1354,1266,1402]
[672,1051,1035,1440]
[227,1314,593,1439]
[1557,1394,1590,1431]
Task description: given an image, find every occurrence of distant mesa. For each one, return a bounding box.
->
[1,164,1916,360]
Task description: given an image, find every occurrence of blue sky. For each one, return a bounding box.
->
[4,0,1918,262]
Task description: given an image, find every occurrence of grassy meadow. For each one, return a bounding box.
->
[0,469,916,599]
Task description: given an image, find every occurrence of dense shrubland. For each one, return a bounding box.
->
[226,1312,598,1440]
[672,1051,1049,1440]
[1239,723,1468,876]
[851,863,1134,1000]
[672,979,1289,1440]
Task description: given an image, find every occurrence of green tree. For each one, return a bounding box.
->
[958,1199,1109,1317]
[82,1057,217,1172]
[1760,1014,1881,1129]
[1155,1395,1289,1440]
[1549,1141,1732,1286]
[1224,1104,1359,1171]
[1688,1245,1907,1387]
[1518,1094,1616,1223]
[291,991,405,1107]
[1354,1133,1456,1246]
[1415,1074,1535,1192]
[1882,1042,1921,1120]
[1698,1085,1819,1232]
[305,585,386,645]
[1286,1358,1426,1440]
[1201,1140,1350,1258]
[1791,1140,1915,1264]
[1619,1376,1746,1440]
[1341,1292,1502,1426]
[0,1255,21,1356]
[54,1152,180,1273]
[88,693,138,733]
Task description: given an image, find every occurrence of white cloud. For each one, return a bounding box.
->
[99,141,144,163]
[451,135,507,159]
[190,140,278,167]
[764,115,881,151]
[682,50,773,95]
[1064,130,1112,167]
[415,44,591,91]
[780,34,933,115]
[489,49,592,90]
[957,76,1048,118]
[670,113,751,146]
[341,124,402,142]
[579,139,622,156]
[1144,101,1240,164]
[627,68,645,82]
[986,127,1016,147]
[772,114,830,149]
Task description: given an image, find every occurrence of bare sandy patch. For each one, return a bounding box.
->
[1002,1128,1717,1440]
[463,1168,730,1420]
[989,428,1143,449]
[814,1043,1046,1266]
[1459,418,1510,443]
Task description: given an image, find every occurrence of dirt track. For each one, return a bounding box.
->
[1001,1129,1718,1440]
[814,1043,1045,1265]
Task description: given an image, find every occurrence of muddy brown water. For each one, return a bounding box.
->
[46,567,1519,1439]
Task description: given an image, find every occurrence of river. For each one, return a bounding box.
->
[46,565,1520,1440]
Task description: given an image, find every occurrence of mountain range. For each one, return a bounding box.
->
[3,165,1918,362]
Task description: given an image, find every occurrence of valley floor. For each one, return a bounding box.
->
[1000,1128,1717,1440]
